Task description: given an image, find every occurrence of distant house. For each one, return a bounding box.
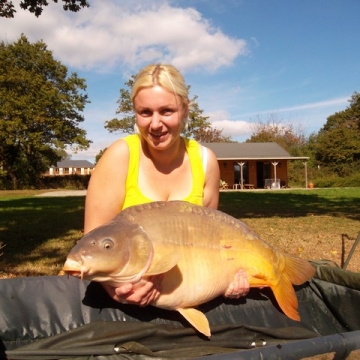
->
[202,142,309,189]
[47,160,95,176]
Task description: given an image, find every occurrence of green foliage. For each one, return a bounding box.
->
[0,173,91,191]
[310,92,360,177]
[246,96,360,187]
[247,113,307,151]
[340,173,360,187]
[247,113,310,186]
[40,174,90,189]
[183,94,232,142]
[104,76,136,135]
[0,35,91,189]
[0,168,10,189]
[104,76,233,143]
[311,167,360,188]
[190,126,232,142]
[94,148,107,165]
[0,0,89,18]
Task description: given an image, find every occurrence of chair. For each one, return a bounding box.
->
[220,180,229,190]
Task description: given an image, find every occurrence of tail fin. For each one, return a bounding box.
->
[284,255,316,285]
[271,255,315,321]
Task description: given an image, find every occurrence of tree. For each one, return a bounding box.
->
[104,77,233,143]
[189,126,232,143]
[311,92,360,176]
[0,0,89,18]
[104,76,136,135]
[247,113,310,185]
[95,148,107,165]
[247,113,307,152]
[0,34,91,188]
[182,95,232,142]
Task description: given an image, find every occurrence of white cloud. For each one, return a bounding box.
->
[0,0,247,73]
[206,109,230,122]
[274,97,349,113]
[211,119,253,138]
[204,95,349,140]
[236,97,349,118]
[206,110,253,138]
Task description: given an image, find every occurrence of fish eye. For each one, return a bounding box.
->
[102,238,114,250]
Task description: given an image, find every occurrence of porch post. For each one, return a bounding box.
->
[237,162,245,190]
[271,161,278,183]
[303,161,308,189]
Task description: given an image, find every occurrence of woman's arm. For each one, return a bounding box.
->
[84,139,160,305]
[84,140,128,234]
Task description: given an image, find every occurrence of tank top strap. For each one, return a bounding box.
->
[183,138,205,205]
[122,134,152,210]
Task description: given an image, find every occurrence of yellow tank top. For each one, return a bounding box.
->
[122,134,205,210]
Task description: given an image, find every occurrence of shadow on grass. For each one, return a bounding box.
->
[0,196,85,274]
[219,189,360,221]
[1,189,359,276]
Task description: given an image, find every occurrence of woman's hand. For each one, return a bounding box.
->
[102,276,163,307]
[224,269,250,298]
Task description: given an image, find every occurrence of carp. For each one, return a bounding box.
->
[62,201,315,337]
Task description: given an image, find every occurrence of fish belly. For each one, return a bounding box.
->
[152,249,229,309]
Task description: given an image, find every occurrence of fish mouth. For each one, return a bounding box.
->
[63,270,82,278]
[62,259,87,280]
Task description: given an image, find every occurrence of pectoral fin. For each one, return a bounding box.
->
[177,307,211,338]
[145,251,181,276]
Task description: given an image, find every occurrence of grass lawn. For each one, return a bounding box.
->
[0,188,359,277]
[0,191,85,277]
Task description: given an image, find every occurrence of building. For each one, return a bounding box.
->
[47,160,95,176]
[203,142,309,189]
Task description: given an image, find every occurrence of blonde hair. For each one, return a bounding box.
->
[131,64,190,131]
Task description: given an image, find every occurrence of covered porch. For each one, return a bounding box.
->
[203,142,309,190]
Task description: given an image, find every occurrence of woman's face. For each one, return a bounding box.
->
[134,85,187,150]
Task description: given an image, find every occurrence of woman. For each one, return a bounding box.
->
[85,64,249,306]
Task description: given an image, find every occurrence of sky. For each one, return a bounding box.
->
[1,0,359,163]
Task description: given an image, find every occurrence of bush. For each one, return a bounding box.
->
[39,174,91,189]
[0,169,11,190]
[313,172,360,188]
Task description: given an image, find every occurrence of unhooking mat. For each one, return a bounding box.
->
[1,262,360,359]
